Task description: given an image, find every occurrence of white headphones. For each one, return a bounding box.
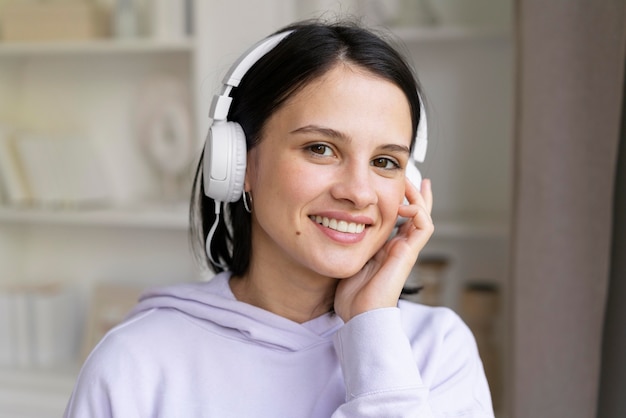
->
[203,30,428,204]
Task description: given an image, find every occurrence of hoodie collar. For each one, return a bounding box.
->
[128,272,344,352]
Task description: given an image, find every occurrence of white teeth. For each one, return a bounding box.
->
[310,216,365,234]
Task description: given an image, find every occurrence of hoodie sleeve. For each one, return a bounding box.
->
[331,307,494,418]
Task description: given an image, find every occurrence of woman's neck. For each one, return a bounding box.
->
[229,264,337,324]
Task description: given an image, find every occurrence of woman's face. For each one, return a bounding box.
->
[245,64,413,279]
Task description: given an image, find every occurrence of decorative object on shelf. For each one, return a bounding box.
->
[296,0,437,28]
[295,0,360,21]
[81,282,145,362]
[428,0,512,29]
[0,0,107,42]
[398,0,438,27]
[402,255,449,305]
[112,0,139,39]
[0,283,79,369]
[360,0,438,27]
[135,75,194,202]
[11,131,111,208]
[0,125,29,206]
[147,0,188,40]
[459,280,502,412]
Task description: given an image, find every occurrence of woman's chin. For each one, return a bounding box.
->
[315,262,366,280]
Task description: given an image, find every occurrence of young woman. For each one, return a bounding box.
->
[65,20,494,417]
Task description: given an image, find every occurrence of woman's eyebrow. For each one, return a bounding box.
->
[290,124,350,141]
[380,143,410,156]
[291,124,411,155]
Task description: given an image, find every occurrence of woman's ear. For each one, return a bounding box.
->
[244,148,257,192]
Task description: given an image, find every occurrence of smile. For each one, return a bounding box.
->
[309,215,366,234]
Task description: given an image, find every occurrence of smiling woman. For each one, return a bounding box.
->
[240,64,413,287]
[64,19,495,418]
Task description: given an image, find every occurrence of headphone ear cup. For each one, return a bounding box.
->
[203,121,247,202]
[396,161,423,227]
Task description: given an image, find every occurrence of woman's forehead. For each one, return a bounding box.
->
[260,64,413,147]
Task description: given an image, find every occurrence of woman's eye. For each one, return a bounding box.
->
[308,144,333,156]
[371,157,400,170]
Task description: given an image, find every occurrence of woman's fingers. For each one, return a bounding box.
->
[396,178,434,246]
[404,177,432,214]
[334,179,434,322]
[420,178,433,214]
[397,178,433,220]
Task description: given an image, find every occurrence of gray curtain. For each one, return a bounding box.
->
[597,59,626,417]
[510,1,626,417]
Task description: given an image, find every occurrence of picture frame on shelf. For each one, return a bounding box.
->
[12,132,112,208]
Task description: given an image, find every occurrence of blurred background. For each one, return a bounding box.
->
[0,1,623,418]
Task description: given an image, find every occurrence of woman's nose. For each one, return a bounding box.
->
[330,163,378,209]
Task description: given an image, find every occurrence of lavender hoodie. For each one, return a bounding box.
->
[64,272,494,417]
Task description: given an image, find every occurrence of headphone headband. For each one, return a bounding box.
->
[222,31,294,89]
[209,29,427,159]
[209,31,294,122]
[203,27,428,204]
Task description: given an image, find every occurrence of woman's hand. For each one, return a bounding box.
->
[334,178,434,323]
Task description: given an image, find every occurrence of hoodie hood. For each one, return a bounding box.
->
[128,272,344,352]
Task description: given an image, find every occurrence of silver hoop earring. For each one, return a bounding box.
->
[243,191,253,213]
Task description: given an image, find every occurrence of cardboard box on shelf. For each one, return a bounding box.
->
[0,1,108,42]
[0,283,80,368]
[81,282,145,362]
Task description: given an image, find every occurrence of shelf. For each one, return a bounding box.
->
[0,206,507,238]
[0,26,508,57]
[0,366,77,418]
[0,204,189,229]
[0,365,77,392]
[432,216,509,240]
[0,37,195,57]
[391,25,511,43]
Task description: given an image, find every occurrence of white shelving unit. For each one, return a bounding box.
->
[0,5,199,416]
[0,367,77,418]
[0,1,513,415]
